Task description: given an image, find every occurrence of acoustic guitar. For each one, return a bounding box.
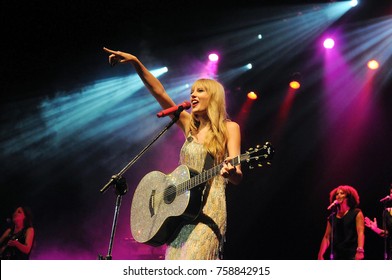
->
[130,142,274,246]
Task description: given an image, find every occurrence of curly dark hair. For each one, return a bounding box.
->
[329,185,360,208]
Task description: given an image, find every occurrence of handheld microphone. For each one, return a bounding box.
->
[327,200,339,210]
[379,195,391,203]
[157,101,191,118]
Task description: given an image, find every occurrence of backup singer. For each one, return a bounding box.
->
[318,185,365,260]
[364,185,392,259]
[0,206,35,260]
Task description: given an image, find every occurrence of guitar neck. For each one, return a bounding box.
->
[177,155,241,194]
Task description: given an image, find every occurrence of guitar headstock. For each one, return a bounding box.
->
[241,142,274,169]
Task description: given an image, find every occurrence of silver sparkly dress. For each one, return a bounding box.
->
[164,137,227,260]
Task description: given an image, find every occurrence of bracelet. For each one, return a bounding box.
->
[356,247,364,253]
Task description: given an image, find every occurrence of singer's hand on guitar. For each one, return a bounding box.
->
[220,159,236,179]
[103,47,135,66]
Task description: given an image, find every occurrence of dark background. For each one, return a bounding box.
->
[1,0,391,260]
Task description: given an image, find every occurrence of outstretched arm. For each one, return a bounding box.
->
[365,216,387,237]
[103,47,190,133]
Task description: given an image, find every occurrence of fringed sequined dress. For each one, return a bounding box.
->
[165,136,227,260]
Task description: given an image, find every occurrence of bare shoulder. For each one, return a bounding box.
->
[356,210,365,218]
[226,120,240,131]
[225,121,241,145]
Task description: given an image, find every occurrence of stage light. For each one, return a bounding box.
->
[246,63,253,70]
[208,53,219,62]
[258,34,263,40]
[289,72,302,90]
[247,91,258,100]
[323,38,335,49]
[367,60,379,70]
[289,81,301,89]
[349,0,358,7]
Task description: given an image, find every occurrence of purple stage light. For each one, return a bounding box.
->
[208,53,219,62]
[323,38,335,49]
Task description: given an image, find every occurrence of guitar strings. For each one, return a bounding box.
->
[152,164,224,202]
[150,147,267,203]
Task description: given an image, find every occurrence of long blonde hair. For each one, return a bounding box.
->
[189,79,228,163]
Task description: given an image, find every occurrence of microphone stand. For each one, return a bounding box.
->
[98,109,183,260]
[98,177,127,260]
[381,203,388,260]
[328,204,338,260]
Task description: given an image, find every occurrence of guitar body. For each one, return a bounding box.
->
[130,142,274,247]
[130,165,205,246]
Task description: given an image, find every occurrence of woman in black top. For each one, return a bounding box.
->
[0,206,35,260]
[318,185,365,260]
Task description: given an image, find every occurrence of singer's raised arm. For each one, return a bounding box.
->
[103,47,190,133]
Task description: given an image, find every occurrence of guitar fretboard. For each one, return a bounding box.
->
[176,155,241,196]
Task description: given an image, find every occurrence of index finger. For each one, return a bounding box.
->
[103,47,116,54]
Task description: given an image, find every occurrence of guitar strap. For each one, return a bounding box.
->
[201,151,214,206]
[197,152,225,259]
[203,152,214,173]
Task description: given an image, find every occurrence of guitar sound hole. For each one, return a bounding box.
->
[163,185,176,204]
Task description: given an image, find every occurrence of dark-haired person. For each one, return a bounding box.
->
[0,206,35,260]
[364,185,392,259]
[318,185,365,260]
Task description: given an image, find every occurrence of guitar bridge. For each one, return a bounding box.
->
[149,190,155,217]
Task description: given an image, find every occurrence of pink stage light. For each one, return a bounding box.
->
[323,38,335,49]
[208,53,219,62]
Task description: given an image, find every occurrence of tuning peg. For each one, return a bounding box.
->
[264,141,272,146]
